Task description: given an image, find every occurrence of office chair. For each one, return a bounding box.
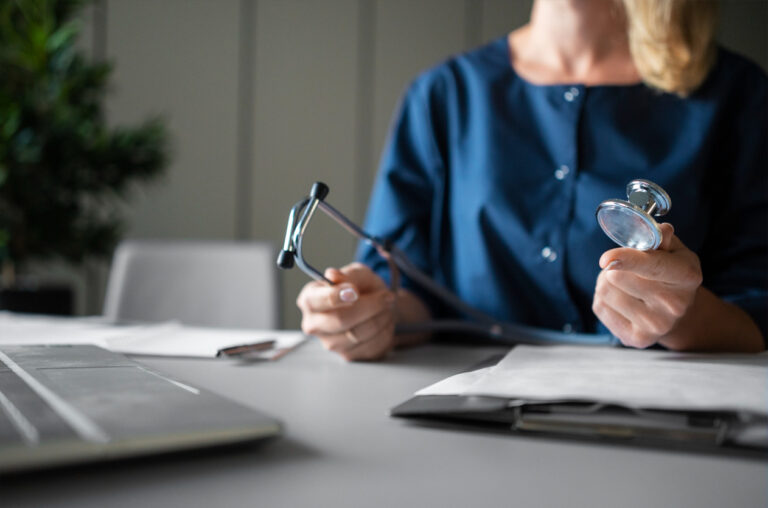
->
[103,240,278,329]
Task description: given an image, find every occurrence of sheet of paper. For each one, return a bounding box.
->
[104,323,305,359]
[0,312,306,359]
[0,312,135,346]
[417,345,768,416]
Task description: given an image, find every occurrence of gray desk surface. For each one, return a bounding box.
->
[4,340,767,508]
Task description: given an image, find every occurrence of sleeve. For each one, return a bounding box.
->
[355,80,446,314]
[700,72,768,344]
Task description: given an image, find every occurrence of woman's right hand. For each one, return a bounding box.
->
[296,262,397,361]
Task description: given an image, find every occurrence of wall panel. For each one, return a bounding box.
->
[718,0,768,72]
[249,0,361,328]
[480,0,531,43]
[367,0,468,202]
[106,0,241,240]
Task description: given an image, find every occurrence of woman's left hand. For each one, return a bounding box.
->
[592,223,703,349]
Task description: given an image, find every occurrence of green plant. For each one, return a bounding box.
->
[0,0,168,285]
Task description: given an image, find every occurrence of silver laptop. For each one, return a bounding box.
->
[0,344,281,473]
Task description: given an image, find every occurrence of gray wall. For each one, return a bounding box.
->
[67,0,766,329]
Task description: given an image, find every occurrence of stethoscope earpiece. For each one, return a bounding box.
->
[596,179,671,251]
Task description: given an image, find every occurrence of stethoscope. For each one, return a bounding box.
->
[596,179,671,251]
[278,180,670,345]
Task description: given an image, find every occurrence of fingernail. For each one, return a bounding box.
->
[339,286,358,303]
[606,260,621,270]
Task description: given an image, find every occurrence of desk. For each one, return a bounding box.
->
[4,340,766,508]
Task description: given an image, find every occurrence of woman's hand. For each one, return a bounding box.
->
[592,223,703,349]
[296,262,397,361]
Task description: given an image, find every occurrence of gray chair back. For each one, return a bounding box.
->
[103,240,278,329]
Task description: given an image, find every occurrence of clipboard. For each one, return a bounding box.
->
[390,351,768,453]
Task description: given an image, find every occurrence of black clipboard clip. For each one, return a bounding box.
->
[511,403,732,447]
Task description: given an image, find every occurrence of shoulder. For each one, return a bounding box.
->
[405,36,512,105]
[712,47,767,84]
[697,46,767,102]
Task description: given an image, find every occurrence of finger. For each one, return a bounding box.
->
[339,262,388,292]
[597,273,676,338]
[322,262,386,292]
[317,333,356,354]
[599,247,699,285]
[317,308,395,356]
[301,289,395,335]
[592,297,633,343]
[593,278,659,349]
[335,289,395,331]
[346,307,395,345]
[324,267,346,284]
[604,270,649,300]
[658,223,677,251]
[604,270,690,317]
[594,302,655,349]
[297,280,359,312]
[596,275,649,326]
[342,316,396,361]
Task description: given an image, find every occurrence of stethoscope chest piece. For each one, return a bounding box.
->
[596,179,671,251]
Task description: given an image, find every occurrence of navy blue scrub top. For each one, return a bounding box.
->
[356,37,768,343]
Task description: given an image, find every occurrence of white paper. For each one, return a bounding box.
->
[415,366,494,396]
[0,312,306,359]
[417,345,768,416]
[104,323,305,359]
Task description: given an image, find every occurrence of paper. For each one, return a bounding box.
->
[0,312,306,359]
[104,323,305,360]
[417,345,768,416]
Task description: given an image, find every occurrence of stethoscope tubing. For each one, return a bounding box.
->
[283,191,613,346]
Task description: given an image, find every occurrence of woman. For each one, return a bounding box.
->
[297,0,767,360]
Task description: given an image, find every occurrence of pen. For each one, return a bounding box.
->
[216,340,276,358]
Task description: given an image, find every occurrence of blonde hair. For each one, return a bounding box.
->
[621,0,718,96]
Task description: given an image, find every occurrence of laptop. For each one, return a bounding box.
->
[0,344,281,473]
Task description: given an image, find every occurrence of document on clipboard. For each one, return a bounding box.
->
[391,345,768,451]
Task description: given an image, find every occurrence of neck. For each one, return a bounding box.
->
[516,0,635,82]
